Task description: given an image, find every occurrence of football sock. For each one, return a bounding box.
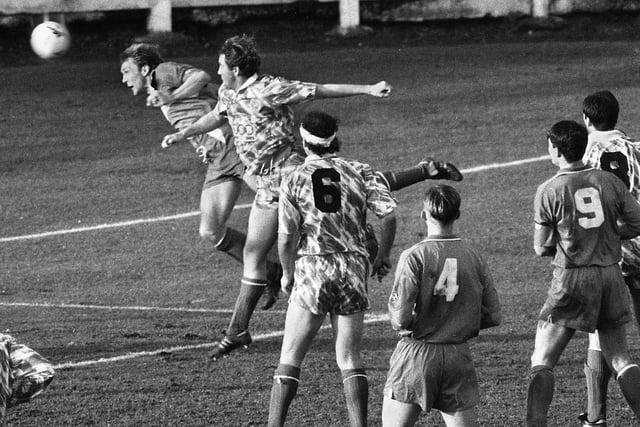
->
[341,368,368,427]
[617,364,640,418]
[268,364,300,427]
[377,161,436,192]
[584,349,611,422]
[526,365,554,427]
[226,277,267,336]
[214,227,246,264]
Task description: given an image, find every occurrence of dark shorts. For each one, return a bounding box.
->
[383,339,479,413]
[196,130,244,190]
[290,252,370,316]
[539,265,632,332]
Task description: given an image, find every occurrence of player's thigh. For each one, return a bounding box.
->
[330,311,365,369]
[279,303,325,367]
[244,204,278,261]
[440,408,477,427]
[530,320,575,367]
[597,324,633,373]
[381,396,421,427]
[199,179,243,234]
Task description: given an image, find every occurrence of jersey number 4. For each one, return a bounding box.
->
[433,258,459,302]
[312,168,341,212]
[575,187,604,229]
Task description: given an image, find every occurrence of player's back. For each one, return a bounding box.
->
[391,237,496,344]
[584,130,640,198]
[153,62,217,129]
[535,166,640,267]
[279,155,374,258]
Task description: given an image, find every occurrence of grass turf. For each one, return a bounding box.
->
[2,40,640,425]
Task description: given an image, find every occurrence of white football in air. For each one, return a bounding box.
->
[30,21,71,59]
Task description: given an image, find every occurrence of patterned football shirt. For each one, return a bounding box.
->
[583,130,640,275]
[388,236,500,343]
[279,154,396,258]
[534,165,640,268]
[215,74,316,175]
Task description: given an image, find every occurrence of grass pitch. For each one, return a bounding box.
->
[2,40,640,425]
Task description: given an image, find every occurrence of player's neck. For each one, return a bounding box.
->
[426,221,454,236]
[558,158,585,170]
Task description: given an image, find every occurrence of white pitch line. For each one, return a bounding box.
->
[0,155,550,243]
[0,301,288,315]
[53,313,390,370]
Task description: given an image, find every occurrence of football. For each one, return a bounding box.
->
[30,21,71,59]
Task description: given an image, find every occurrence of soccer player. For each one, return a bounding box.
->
[381,184,501,427]
[267,111,397,427]
[0,333,55,425]
[579,90,640,426]
[119,43,282,309]
[161,35,463,360]
[526,120,640,427]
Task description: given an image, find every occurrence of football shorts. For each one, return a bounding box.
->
[253,151,305,210]
[0,334,54,418]
[539,265,632,332]
[383,339,479,413]
[289,252,370,316]
[196,132,244,190]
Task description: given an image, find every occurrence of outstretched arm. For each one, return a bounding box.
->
[315,81,392,99]
[161,110,227,148]
[147,68,211,107]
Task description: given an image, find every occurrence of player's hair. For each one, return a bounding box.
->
[300,111,341,155]
[547,120,588,162]
[120,43,164,70]
[423,185,461,224]
[220,35,261,77]
[582,90,619,131]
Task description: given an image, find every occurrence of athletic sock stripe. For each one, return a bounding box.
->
[213,228,229,248]
[241,278,268,287]
[617,363,639,379]
[342,374,368,383]
[274,375,300,383]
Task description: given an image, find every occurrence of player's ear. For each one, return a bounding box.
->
[420,210,427,221]
[141,64,151,77]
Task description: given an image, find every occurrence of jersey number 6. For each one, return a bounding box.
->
[312,168,341,213]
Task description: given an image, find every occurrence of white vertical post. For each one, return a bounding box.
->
[339,0,360,30]
[148,0,172,33]
[532,0,550,18]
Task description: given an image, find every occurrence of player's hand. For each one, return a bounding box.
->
[280,275,294,296]
[195,145,210,163]
[146,88,171,107]
[371,255,392,282]
[370,81,392,98]
[161,132,186,149]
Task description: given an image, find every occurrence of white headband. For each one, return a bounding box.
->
[300,125,336,147]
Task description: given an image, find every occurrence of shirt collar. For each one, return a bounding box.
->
[305,153,337,162]
[236,74,259,93]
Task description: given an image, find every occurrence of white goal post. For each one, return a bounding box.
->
[531,0,550,17]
